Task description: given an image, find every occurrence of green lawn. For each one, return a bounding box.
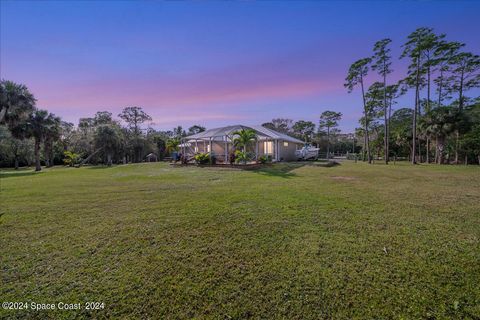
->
[1,162,479,319]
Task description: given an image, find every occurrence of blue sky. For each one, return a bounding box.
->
[1,1,479,132]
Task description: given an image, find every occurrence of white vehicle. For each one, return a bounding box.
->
[295,145,320,160]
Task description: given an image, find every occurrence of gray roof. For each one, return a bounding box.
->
[186,125,248,140]
[184,124,304,144]
[250,125,305,144]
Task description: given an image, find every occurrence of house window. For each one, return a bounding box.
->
[283,141,289,147]
[263,141,273,154]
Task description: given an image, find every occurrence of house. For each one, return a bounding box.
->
[179,125,304,163]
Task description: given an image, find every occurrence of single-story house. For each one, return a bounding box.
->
[179,125,304,163]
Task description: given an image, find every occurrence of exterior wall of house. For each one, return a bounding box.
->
[259,139,301,161]
[279,140,303,161]
[186,138,303,162]
[211,141,224,155]
[209,141,227,162]
[189,140,226,155]
[191,140,209,154]
[258,140,275,158]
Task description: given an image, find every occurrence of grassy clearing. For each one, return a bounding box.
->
[1,162,479,319]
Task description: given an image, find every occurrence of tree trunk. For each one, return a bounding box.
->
[387,98,392,163]
[454,131,459,164]
[427,64,431,112]
[459,69,464,111]
[47,149,53,168]
[425,137,430,163]
[44,141,50,168]
[0,107,7,123]
[383,72,388,165]
[418,138,422,163]
[243,145,246,164]
[437,70,443,107]
[326,127,330,160]
[34,139,41,171]
[412,58,420,165]
[437,136,445,164]
[44,140,54,168]
[363,134,367,161]
[14,156,19,170]
[360,76,371,164]
[78,147,104,167]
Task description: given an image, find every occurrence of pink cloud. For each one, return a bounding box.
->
[149,113,247,126]
[36,65,339,112]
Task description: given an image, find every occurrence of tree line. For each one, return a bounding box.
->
[0,78,370,170]
[0,80,352,169]
[346,27,480,165]
[0,82,207,170]
[2,26,479,170]
[262,113,352,158]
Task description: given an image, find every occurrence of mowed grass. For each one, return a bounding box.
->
[1,162,479,319]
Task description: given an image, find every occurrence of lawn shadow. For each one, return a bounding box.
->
[307,160,341,168]
[84,165,117,170]
[0,170,40,179]
[250,163,306,178]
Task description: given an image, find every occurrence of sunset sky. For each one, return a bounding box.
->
[1,1,480,132]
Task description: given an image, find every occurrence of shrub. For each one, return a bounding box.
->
[235,150,249,164]
[63,151,80,167]
[194,153,210,164]
[194,153,209,164]
[229,152,236,164]
[258,155,272,164]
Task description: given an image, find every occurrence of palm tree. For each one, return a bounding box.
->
[0,80,35,127]
[418,117,431,163]
[27,109,50,171]
[43,114,61,167]
[166,138,180,154]
[232,128,257,153]
[422,106,459,164]
[231,128,257,164]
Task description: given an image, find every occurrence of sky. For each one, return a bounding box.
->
[1,1,480,132]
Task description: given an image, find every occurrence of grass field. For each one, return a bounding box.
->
[1,162,479,319]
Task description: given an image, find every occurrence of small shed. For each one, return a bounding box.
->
[145,153,158,162]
